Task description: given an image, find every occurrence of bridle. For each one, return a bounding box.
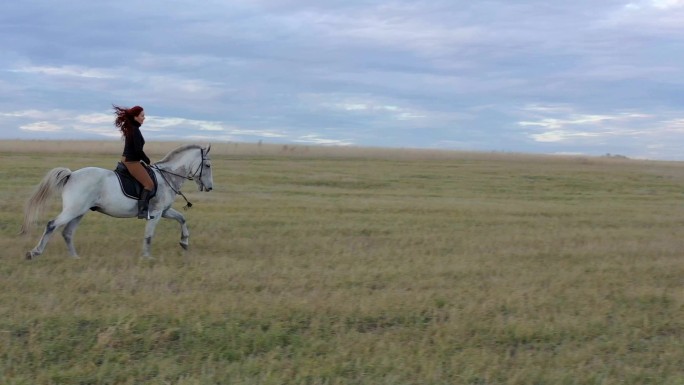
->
[151,147,209,210]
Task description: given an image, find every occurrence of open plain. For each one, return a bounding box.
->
[1,140,684,384]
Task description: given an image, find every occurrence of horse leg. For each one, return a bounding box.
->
[26,210,82,260]
[142,215,162,259]
[162,208,190,250]
[62,215,85,258]
[26,220,57,260]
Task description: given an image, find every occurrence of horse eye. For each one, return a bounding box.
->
[205,164,211,168]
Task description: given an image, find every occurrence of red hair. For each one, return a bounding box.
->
[113,105,144,138]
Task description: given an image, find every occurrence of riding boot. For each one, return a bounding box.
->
[137,189,154,220]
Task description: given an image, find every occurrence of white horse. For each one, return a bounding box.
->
[21,144,214,259]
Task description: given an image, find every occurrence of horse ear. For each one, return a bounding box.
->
[206,144,211,154]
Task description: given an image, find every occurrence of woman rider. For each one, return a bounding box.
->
[113,105,154,219]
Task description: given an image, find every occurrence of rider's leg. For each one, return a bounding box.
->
[122,160,154,219]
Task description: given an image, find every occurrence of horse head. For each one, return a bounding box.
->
[195,144,213,192]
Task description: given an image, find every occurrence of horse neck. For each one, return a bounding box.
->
[159,149,199,177]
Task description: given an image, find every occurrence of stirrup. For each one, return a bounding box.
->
[137,211,155,220]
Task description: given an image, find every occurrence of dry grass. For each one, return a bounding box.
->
[2,140,684,384]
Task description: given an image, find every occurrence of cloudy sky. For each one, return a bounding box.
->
[1,1,684,159]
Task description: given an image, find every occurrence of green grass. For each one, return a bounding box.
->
[2,141,684,384]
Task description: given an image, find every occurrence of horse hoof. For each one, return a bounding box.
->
[25,252,34,260]
[179,242,189,250]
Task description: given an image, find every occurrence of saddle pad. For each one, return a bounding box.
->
[113,162,158,200]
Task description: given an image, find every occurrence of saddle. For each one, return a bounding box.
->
[114,162,158,200]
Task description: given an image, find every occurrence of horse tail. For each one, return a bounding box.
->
[20,167,72,235]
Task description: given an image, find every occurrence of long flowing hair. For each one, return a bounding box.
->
[113,105,143,138]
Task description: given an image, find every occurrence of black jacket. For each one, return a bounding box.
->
[122,123,151,164]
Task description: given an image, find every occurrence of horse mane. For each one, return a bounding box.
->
[156,144,203,164]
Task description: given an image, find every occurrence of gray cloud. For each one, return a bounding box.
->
[1,0,684,158]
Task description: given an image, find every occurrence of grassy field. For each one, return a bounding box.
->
[2,140,684,384]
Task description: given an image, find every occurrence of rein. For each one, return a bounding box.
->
[151,148,207,210]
